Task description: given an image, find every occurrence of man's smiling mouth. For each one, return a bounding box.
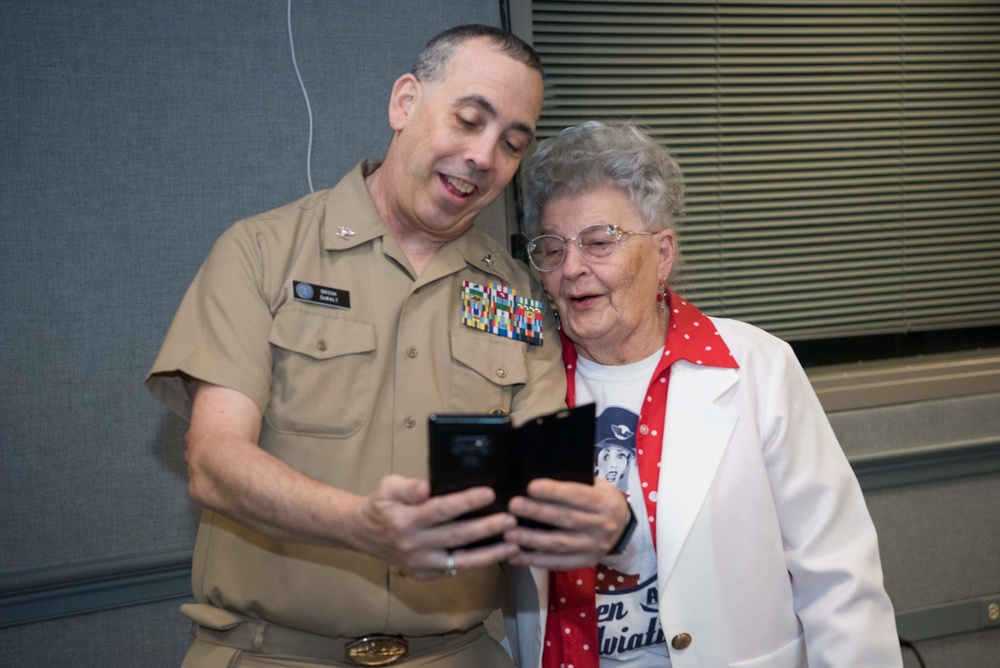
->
[442,174,476,197]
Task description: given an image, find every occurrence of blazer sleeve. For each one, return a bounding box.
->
[757,337,903,668]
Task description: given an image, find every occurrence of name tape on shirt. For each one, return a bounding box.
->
[461,280,543,346]
[292,280,351,310]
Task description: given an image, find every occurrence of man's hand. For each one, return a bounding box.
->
[504,478,631,569]
[186,382,519,579]
[349,475,519,579]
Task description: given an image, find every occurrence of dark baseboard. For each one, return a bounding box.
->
[0,549,192,629]
[852,436,1000,491]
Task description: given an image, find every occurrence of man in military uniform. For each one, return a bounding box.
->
[147,24,630,668]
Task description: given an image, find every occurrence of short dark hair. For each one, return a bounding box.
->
[412,24,544,82]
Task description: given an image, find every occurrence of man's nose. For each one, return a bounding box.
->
[465,134,496,171]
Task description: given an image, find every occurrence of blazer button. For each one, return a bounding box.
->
[671,633,692,650]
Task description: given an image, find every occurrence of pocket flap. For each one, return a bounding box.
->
[269,306,375,360]
[451,330,528,387]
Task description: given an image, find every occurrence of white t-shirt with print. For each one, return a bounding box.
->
[575,347,671,667]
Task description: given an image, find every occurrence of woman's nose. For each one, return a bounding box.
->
[561,238,588,274]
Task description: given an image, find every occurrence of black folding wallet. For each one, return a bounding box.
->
[428,404,596,547]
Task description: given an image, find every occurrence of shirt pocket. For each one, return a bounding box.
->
[449,329,528,414]
[266,306,376,437]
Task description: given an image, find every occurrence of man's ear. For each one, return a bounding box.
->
[388,73,420,132]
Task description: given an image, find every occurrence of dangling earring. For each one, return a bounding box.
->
[656,279,668,312]
[548,293,561,329]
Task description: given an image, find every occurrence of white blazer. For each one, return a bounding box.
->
[506,317,903,668]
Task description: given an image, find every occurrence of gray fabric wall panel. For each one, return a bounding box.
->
[831,395,1000,638]
[829,393,1000,458]
[865,474,1000,612]
[1,0,497,575]
[900,630,1000,668]
[0,597,193,668]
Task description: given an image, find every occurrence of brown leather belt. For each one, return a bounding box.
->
[193,617,487,666]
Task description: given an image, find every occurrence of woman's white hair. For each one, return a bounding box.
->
[520,121,685,240]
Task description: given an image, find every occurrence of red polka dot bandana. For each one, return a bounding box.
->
[542,290,738,668]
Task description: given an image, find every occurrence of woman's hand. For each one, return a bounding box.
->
[504,478,631,569]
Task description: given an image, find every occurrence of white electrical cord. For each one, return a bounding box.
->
[287,0,315,193]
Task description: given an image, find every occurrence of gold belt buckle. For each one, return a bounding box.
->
[344,635,409,666]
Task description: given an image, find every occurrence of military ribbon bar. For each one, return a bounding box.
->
[461,280,544,345]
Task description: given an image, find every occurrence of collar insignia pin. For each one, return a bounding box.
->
[336,226,356,239]
[482,254,493,267]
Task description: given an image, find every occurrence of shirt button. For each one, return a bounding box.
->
[639,424,649,435]
[671,633,692,650]
[406,347,418,358]
[317,341,327,352]
[403,416,416,428]
[496,367,507,378]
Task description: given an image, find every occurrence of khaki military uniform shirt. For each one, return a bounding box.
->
[146,161,566,639]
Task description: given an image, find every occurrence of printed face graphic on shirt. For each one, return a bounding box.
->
[596,444,632,486]
[593,405,667,660]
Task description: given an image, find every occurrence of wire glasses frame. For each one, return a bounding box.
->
[525,224,657,272]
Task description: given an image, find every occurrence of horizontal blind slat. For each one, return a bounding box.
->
[533,1,1000,341]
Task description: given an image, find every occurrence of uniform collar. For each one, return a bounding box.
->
[321,160,386,251]
[442,223,516,285]
[322,159,516,285]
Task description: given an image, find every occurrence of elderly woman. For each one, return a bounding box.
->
[504,122,902,668]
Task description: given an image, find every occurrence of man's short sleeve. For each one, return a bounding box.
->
[145,222,276,420]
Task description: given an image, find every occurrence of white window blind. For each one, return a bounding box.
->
[531,0,1000,340]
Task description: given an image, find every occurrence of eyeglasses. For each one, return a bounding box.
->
[525,224,657,272]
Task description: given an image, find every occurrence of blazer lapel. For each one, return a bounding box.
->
[655,361,739,584]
